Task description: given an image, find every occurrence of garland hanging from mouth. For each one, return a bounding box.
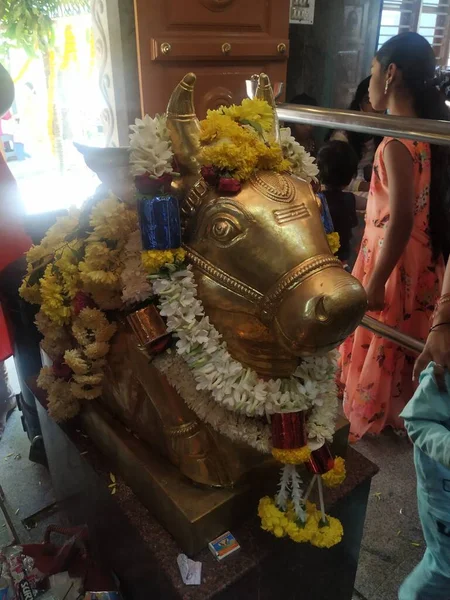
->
[151,265,340,449]
[149,258,346,550]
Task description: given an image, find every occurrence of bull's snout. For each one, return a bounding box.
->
[273,268,367,356]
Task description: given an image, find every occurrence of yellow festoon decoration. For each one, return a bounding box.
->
[13,58,32,83]
[20,195,138,420]
[272,446,311,465]
[46,49,57,155]
[199,99,290,181]
[60,24,77,71]
[88,28,96,75]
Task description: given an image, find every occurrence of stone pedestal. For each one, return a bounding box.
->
[34,385,378,600]
[80,402,280,555]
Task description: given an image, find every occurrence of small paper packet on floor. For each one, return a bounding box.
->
[208,531,240,561]
[177,554,202,585]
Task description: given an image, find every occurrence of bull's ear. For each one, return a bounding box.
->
[166,73,201,179]
[256,73,280,144]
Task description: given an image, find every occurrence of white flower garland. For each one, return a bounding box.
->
[129,114,174,178]
[280,127,319,183]
[153,352,271,453]
[152,266,339,448]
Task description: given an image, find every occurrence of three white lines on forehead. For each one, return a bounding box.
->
[273,204,310,225]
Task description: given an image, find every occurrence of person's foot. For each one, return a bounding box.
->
[0,396,17,439]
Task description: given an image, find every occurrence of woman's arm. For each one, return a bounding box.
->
[354,194,367,211]
[348,177,370,193]
[413,264,450,380]
[366,140,414,311]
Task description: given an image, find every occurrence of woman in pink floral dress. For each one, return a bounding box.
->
[340,33,449,440]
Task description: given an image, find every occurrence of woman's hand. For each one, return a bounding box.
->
[413,324,450,381]
[365,279,385,312]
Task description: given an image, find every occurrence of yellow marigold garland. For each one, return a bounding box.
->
[88,196,137,242]
[19,282,41,305]
[40,264,72,326]
[258,496,292,539]
[327,232,340,255]
[321,457,346,488]
[199,101,290,181]
[221,98,274,132]
[19,194,136,421]
[64,349,90,375]
[35,311,73,361]
[272,446,311,465]
[258,497,343,548]
[142,248,186,274]
[309,512,344,549]
[48,380,80,422]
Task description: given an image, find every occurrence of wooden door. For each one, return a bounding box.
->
[334,0,375,108]
[134,0,290,118]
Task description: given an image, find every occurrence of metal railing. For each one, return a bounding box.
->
[277,104,450,147]
[361,315,424,355]
[277,103,440,353]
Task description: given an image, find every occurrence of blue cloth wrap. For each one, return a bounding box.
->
[138,194,181,250]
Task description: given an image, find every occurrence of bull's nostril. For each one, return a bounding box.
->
[315,296,329,322]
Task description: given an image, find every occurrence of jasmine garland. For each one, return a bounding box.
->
[152,266,339,449]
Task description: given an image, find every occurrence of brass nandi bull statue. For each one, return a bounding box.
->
[77,73,367,489]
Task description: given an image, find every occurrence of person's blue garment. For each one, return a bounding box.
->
[398,363,450,599]
[317,191,334,234]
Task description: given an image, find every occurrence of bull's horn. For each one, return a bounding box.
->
[256,73,280,143]
[166,73,201,177]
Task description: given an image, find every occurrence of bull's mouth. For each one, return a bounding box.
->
[294,338,347,356]
[274,319,348,356]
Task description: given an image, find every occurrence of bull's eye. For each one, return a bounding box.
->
[209,216,243,245]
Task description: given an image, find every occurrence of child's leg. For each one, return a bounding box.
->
[399,490,450,599]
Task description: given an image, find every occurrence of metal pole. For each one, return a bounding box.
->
[277,104,450,147]
[360,315,425,355]
[276,103,435,353]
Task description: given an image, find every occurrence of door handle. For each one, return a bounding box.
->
[222,42,231,55]
[160,42,171,55]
